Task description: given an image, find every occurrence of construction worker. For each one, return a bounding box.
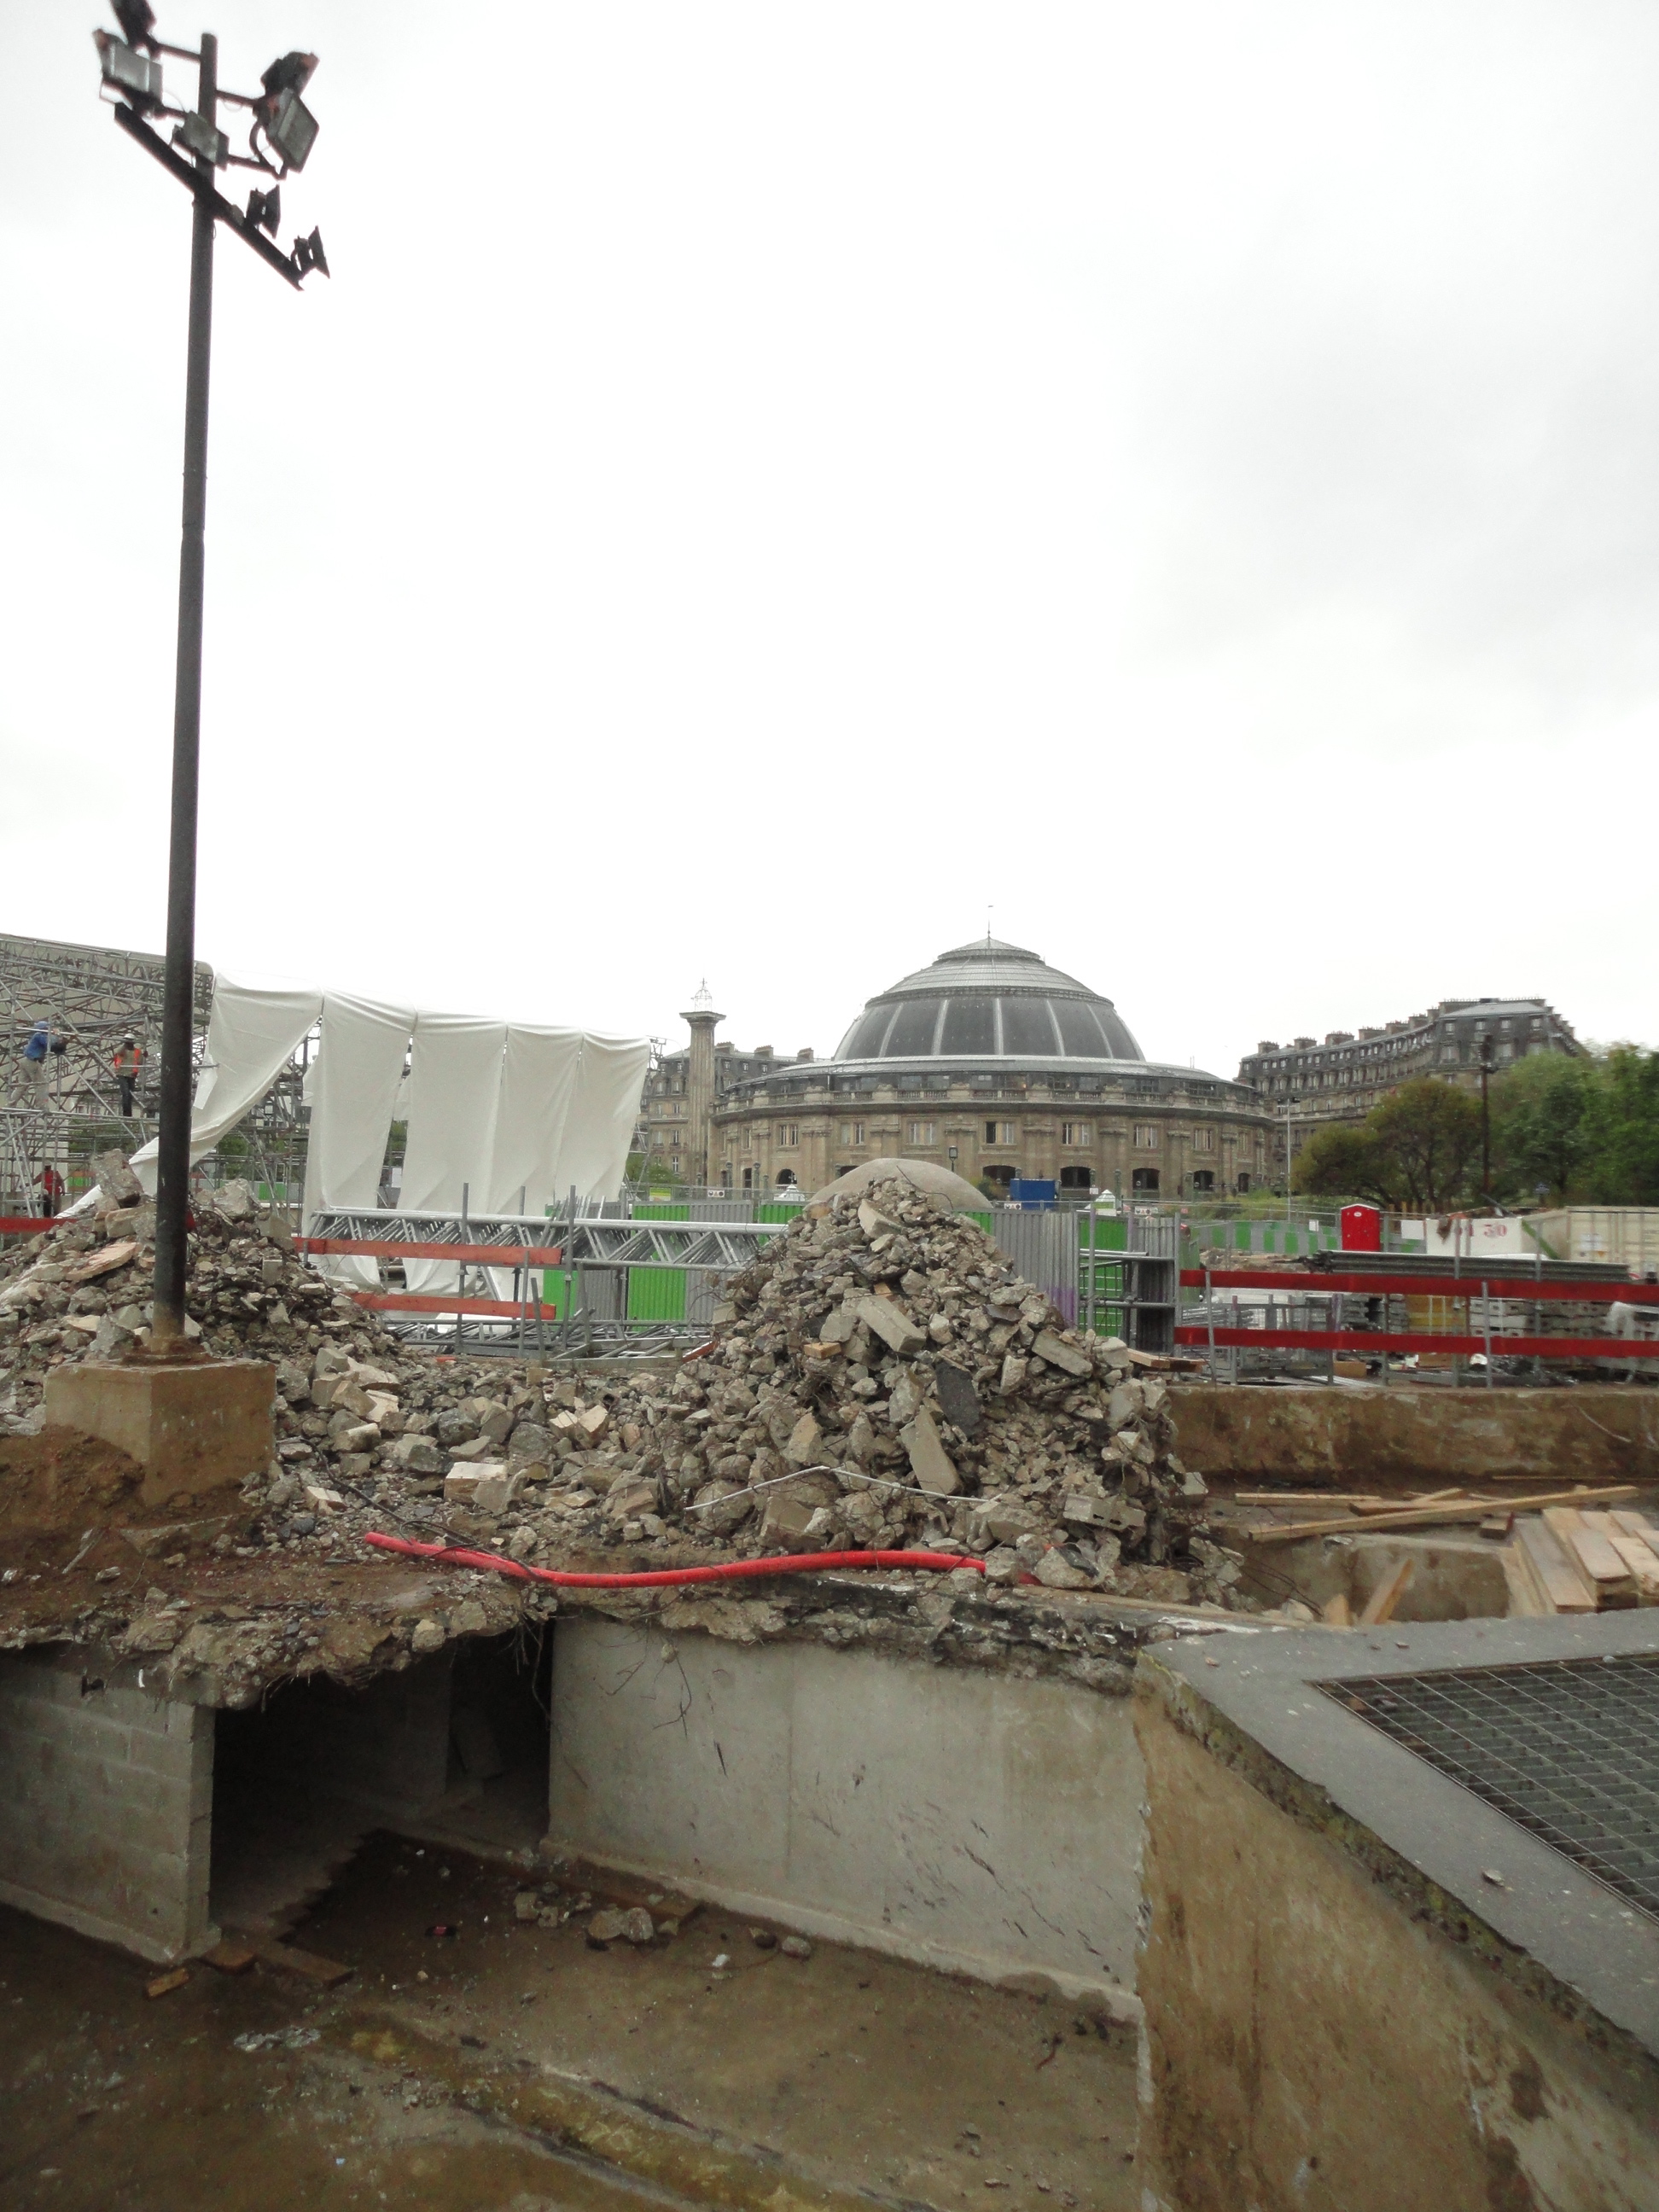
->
[114,1033,143,1116]
[22,1019,51,1103]
[38,1163,64,1220]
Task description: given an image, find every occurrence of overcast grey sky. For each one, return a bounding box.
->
[3,2,1656,1074]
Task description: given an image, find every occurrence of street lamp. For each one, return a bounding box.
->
[1284,1091,1300,1241]
[92,9,329,1350]
[1480,1033,1494,1202]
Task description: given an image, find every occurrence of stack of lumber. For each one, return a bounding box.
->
[1509,1506,1659,1614]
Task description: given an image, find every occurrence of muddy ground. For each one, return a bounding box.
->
[0,1835,1141,2212]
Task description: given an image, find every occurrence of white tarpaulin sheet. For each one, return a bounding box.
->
[115,969,649,1313]
[556,1034,654,1205]
[489,1026,583,1216]
[482,1025,584,1299]
[398,1014,509,1298]
[128,975,321,1195]
[302,993,415,1284]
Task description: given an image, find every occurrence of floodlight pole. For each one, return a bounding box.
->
[149,29,218,1352]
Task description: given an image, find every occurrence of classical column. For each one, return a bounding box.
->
[679,981,725,1190]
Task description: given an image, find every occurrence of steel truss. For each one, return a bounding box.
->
[304,1208,789,1358]
[306,1209,786,1272]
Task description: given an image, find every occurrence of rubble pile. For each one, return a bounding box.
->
[529,1176,1246,1607]
[0,1158,1244,1609]
[0,1156,536,1556]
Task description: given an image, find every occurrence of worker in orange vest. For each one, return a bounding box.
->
[114,1034,143,1116]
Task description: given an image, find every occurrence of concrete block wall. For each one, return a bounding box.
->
[550,1621,1144,2010]
[0,1650,215,1963]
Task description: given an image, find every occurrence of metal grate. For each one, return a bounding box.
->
[1325,1654,1659,1923]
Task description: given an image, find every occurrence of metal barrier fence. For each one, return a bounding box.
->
[1177,1264,1659,1382]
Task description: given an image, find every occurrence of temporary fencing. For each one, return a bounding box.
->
[1177,1264,1659,1374]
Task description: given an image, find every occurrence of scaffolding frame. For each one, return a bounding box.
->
[0,933,313,1212]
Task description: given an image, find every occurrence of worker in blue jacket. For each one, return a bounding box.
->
[22,1020,52,1103]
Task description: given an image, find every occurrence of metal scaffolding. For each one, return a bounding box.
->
[0,931,311,1211]
[305,1206,789,1353]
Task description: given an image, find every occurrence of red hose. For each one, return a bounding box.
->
[363,1529,983,1588]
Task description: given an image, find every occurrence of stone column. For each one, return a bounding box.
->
[679,983,725,1190]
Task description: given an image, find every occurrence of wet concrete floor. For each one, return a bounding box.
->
[0,1834,1140,2212]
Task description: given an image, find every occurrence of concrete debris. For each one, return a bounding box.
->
[529,1175,1244,1605]
[0,1167,1249,1696]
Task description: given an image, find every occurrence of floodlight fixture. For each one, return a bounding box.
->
[292,225,329,280]
[94,29,163,110]
[259,84,319,172]
[246,184,281,236]
[112,0,157,52]
[173,107,229,166]
[259,49,317,99]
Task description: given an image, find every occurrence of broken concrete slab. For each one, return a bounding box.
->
[899,1406,959,1497]
[857,1296,926,1357]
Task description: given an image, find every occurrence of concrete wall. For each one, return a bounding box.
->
[0,1649,215,1963]
[549,1621,1144,2010]
[1133,1678,1659,2212]
[1172,1380,1659,1487]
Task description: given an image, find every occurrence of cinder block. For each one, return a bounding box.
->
[44,1357,273,1508]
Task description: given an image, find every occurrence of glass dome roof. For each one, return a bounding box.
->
[831,940,1144,1064]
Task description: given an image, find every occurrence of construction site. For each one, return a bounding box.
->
[1,929,1657,2212]
[12,1,1659,2204]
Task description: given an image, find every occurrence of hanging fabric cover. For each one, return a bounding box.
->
[556,1034,655,1205]
[397,1014,508,1301]
[127,975,321,1194]
[301,992,415,1283]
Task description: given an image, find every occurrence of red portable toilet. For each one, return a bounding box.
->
[1341,1203,1382,1252]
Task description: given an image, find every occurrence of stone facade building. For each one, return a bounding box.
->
[651,940,1272,1201]
[1238,998,1581,1153]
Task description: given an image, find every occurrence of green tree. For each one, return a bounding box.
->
[1370,1079,1483,1208]
[1293,1079,1482,1209]
[1491,1051,1597,1202]
[1293,1124,1389,1202]
[1585,1045,1659,1203]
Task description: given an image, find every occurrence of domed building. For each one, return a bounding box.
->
[693,939,1272,1200]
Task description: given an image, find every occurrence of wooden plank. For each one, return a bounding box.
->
[1235,1493,1394,1507]
[202,1941,257,1975]
[1604,1534,1659,1602]
[1321,1593,1353,1627]
[1542,1508,1636,1597]
[1359,1557,1416,1627]
[1245,1485,1638,1544]
[1351,1488,1478,1516]
[253,1939,354,1988]
[1515,1516,1597,1613]
[1610,1510,1659,1560]
[1501,1536,1553,1617]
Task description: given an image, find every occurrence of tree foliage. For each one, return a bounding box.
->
[1292,1124,1390,1204]
[1489,1051,1597,1202]
[1295,1048,1659,1211]
[1295,1080,1482,1209]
